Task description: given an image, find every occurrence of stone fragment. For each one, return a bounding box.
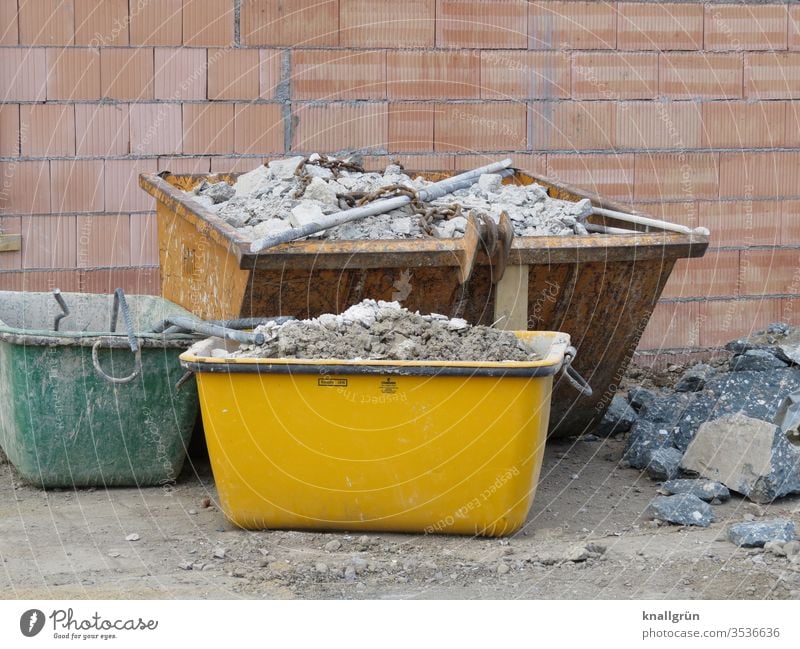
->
[268,156,305,180]
[730,349,788,372]
[647,494,714,527]
[727,520,796,547]
[660,479,730,502]
[675,364,715,392]
[645,447,683,481]
[289,201,325,229]
[596,395,638,437]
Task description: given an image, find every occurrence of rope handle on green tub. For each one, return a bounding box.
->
[561,346,593,397]
[91,289,142,384]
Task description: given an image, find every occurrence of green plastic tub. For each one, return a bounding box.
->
[0,291,199,488]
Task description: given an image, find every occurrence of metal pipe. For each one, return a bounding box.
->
[591,206,710,236]
[249,159,515,253]
[52,289,70,332]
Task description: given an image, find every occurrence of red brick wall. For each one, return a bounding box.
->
[0,1,798,351]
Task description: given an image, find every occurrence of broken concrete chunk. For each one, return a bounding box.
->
[305,164,334,180]
[252,218,291,238]
[289,202,325,229]
[301,176,338,205]
[268,156,306,180]
[233,164,272,196]
[596,395,638,437]
[645,446,683,481]
[200,181,235,204]
[727,519,796,547]
[390,216,413,236]
[675,363,715,392]
[680,413,800,504]
[647,494,714,527]
[623,420,674,470]
[730,349,788,372]
[660,479,730,502]
[478,173,503,194]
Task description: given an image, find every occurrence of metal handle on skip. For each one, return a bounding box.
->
[249,158,515,253]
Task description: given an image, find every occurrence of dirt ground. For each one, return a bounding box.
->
[2,428,800,600]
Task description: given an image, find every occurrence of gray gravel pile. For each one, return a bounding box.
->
[185,155,594,242]
[230,300,539,363]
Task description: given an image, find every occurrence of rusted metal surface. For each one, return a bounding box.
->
[140,168,708,438]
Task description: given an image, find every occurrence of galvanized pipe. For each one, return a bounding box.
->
[591,206,710,237]
[249,159,515,253]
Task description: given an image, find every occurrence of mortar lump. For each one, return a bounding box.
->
[234,301,538,363]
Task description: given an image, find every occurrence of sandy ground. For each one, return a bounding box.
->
[2,433,799,600]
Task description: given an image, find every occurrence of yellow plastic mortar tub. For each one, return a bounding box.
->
[180,331,573,537]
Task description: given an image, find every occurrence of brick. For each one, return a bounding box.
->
[129,104,182,155]
[82,268,160,295]
[740,250,800,296]
[50,160,104,213]
[434,103,526,153]
[292,104,387,153]
[260,50,282,99]
[529,1,616,50]
[702,101,785,148]
[20,104,75,156]
[104,159,158,213]
[455,154,546,176]
[207,48,260,100]
[76,214,131,268]
[698,298,783,347]
[781,201,800,245]
[210,157,267,173]
[362,154,455,172]
[293,50,385,100]
[660,53,742,99]
[745,53,800,99]
[154,48,207,100]
[792,5,800,51]
[705,4,787,51]
[388,103,434,152]
[529,101,616,151]
[183,0,235,46]
[436,0,527,49]
[638,301,701,350]
[340,0,434,48]
[661,251,740,300]
[75,104,130,156]
[617,101,702,150]
[0,48,47,101]
[47,48,101,100]
[783,297,800,327]
[480,51,570,99]
[183,104,235,155]
[241,0,339,47]
[19,0,74,45]
[129,0,182,46]
[635,153,718,201]
[21,215,77,269]
[572,52,658,99]
[787,101,800,147]
[546,153,635,201]
[130,213,158,266]
[719,152,800,199]
[157,157,211,174]
[0,1,18,44]
[387,50,479,100]
[101,48,154,100]
[0,161,50,215]
[74,0,129,45]
[698,200,781,248]
[630,201,700,229]
[617,2,703,51]
[0,217,22,269]
[0,269,82,291]
[234,104,283,154]
[0,105,19,157]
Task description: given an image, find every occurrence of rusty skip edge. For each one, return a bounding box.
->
[138,169,709,271]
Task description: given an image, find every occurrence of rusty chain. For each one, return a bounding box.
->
[292,154,365,199]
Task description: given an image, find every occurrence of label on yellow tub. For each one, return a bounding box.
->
[317,377,348,388]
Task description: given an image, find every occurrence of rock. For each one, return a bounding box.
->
[627,387,659,413]
[450,216,468,233]
[596,395,638,437]
[727,519,796,547]
[623,420,674,470]
[124,533,139,542]
[107,550,121,558]
[680,413,800,503]
[563,546,591,562]
[645,447,683,481]
[496,563,510,575]
[178,561,193,570]
[675,364,715,392]
[210,348,229,358]
[305,164,333,180]
[268,156,305,180]
[660,479,730,502]
[647,494,714,527]
[233,164,272,196]
[315,562,329,574]
[344,565,357,581]
[222,211,250,229]
[212,547,226,559]
[585,543,606,555]
[730,349,788,372]
[301,176,338,205]
[289,201,325,229]
[200,181,234,204]
[188,509,198,515]
[324,540,342,552]
[252,218,291,238]
[478,173,503,193]
[764,541,787,557]
[784,540,800,557]
[390,217,413,236]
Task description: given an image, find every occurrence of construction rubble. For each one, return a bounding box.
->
[185,155,594,241]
